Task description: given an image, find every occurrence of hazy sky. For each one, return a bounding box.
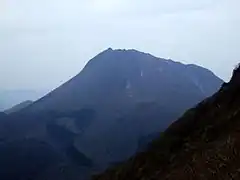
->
[0,0,239,90]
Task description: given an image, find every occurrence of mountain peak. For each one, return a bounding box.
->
[85,48,154,69]
[106,47,113,51]
[98,48,183,67]
[101,48,149,55]
[89,48,170,68]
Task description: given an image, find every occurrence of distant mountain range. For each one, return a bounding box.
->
[93,64,240,180]
[4,100,33,114]
[0,90,47,111]
[0,49,223,180]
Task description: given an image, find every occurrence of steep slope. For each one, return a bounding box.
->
[93,66,240,180]
[22,48,222,166]
[4,100,33,114]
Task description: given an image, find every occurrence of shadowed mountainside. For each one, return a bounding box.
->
[93,65,240,180]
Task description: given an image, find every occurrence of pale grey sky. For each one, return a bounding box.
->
[0,0,239,90]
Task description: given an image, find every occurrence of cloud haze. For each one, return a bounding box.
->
[0,0,239,90]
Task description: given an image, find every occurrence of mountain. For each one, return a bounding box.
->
[0,49,223,179]
[93,66,240,180]
[0,90,47,111]
[25,49,222,164]
[4,100,33,114]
